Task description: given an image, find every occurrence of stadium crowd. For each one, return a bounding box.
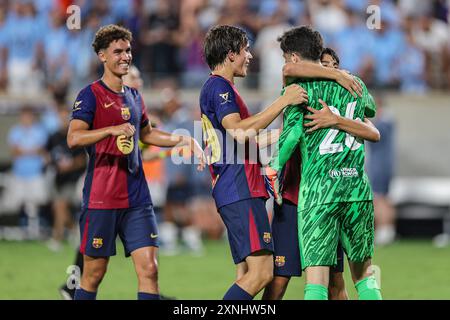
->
[0,0,449,96]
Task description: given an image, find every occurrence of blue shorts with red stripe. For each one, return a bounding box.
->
[79,205,159,257]
[218,197,273,264]
[272,200,345,276]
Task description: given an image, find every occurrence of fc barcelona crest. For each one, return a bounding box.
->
[263,232,271,243]
[275,256,285,267]
[121,107,131,120]
[92,238,103,249]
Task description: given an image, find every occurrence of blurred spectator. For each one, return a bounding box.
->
[217,0,262,42]
[366,95,397,246]
[5,106,48,239]
[2,1,44,96]
[45,105,86,251]
[43,8,70,91]
[398,31,427,93]
[366,18,406,89]
[140,0,180,86]
[176,14,210,88]
[258,0,304,25]
[308,0,348,43]
[413,12,449,89]
[66,12,100,92]
[0,5,8,91]
[332,8,373,77]
[41,86,68,136]
[0,0,447,93]
[369,0,402,29]
[398,0,432,18]
[253,5,291,93]
[159,87,204,255]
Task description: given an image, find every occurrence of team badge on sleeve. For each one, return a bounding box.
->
[121,107,131,120]
[92,238,103,249]
[73,100,82,111]
[263,232,272,243]
[219,92,231,104]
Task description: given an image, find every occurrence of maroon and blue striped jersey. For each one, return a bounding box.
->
[71,80,152,210]
[200,75,268,209]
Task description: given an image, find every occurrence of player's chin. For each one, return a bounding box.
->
[117,64,130,75]
[236,68,248,78]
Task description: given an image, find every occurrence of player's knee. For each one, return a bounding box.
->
[137,261,159,281]
[84,266,107,285]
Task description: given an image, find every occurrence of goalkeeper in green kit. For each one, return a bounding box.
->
[268,26,382,300]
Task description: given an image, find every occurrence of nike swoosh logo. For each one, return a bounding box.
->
[104,102,115,108]
[150,234,158,239]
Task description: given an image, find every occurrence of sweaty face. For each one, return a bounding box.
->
[234,44,252,77]
[321,53,338,69]
[100,39,132,77]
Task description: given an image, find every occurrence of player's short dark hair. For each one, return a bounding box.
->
[321,47,340,67]
[92,24,132,54]
[203,25,248,70]
[277,26,323,61]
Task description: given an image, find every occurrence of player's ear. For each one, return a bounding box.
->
[98,50,107,63]
[227,50,235,62]
[291,53,301,64]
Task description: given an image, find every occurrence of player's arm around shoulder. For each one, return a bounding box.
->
[303,96,380,142]
[283,62,363,98]
[221,84,307,143]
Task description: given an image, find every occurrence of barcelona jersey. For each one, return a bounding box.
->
[199,75,268,209]
[71,80,152,209]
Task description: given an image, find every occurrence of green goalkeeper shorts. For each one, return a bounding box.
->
[298,201,374,269]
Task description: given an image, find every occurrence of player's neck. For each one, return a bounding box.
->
[101,72,124,93]
[211,66,234,84]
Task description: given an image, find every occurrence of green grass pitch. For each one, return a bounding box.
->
[0,239,449,299]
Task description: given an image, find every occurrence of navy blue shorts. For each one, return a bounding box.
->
[79,205,159,257]
[218,198,274,264]
[273,201,345,275]
[272,200,301,277]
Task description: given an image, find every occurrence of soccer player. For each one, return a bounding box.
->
[68,24,205,300]
[200,25,307,300]
[268,26,382,300]
[263,47,380,300]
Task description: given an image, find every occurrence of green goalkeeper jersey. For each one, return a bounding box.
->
[270,77,374,210]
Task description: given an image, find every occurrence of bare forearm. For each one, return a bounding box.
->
[140,128,187,147]
[230,96,287,141]
[67,127,112,148]
[335,117,380,142]
[284,61,339,80]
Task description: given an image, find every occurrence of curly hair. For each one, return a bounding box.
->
[203,25,248,70]
[277,26,323,61]
[92,24,133,54]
